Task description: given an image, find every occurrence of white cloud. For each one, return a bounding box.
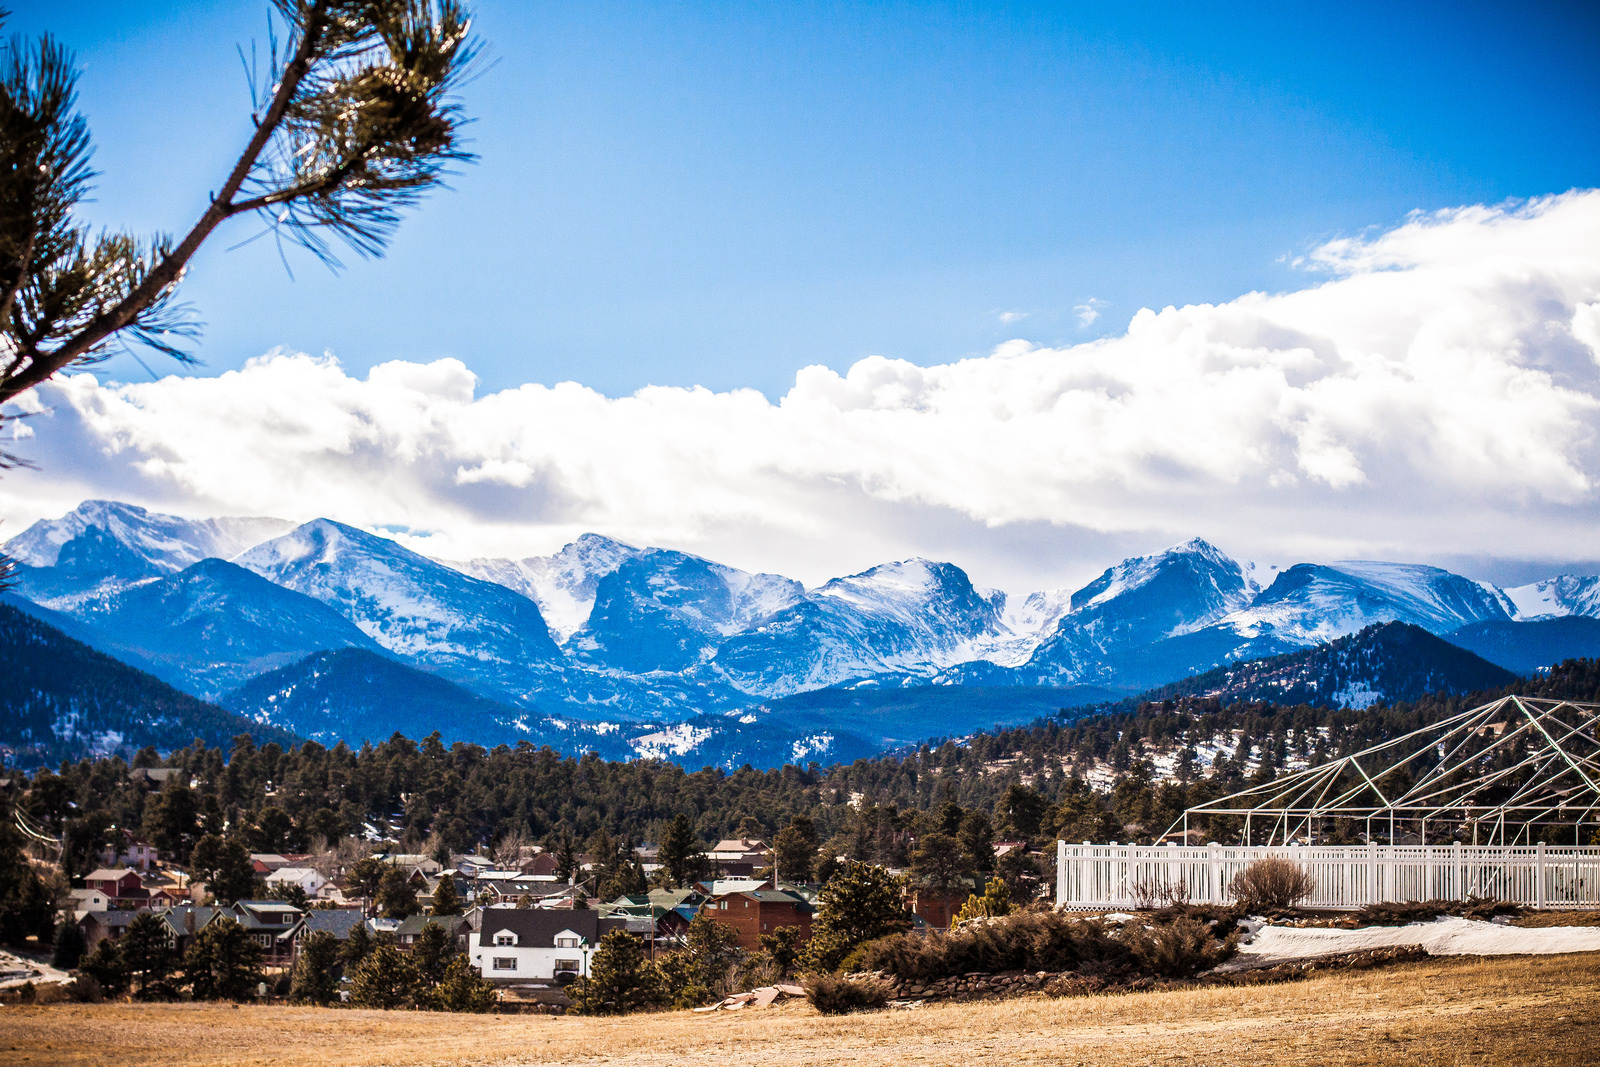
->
[5,191,1600,589]
[1074,298,1106,327]
[998,310,1028,325]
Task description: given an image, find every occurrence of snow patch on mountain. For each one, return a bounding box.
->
[1503,575,1600,621]
[448,534,643,641]
[630,723,716,759]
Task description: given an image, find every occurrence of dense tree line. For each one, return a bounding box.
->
[3,660,1597,919]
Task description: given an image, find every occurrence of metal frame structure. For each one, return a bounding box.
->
[1177,696,1600,848]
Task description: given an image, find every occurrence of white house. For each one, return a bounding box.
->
[264,867,328,897]
[470,909,629,984]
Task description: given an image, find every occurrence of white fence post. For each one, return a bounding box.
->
[1537,842,1547,909]
[1056,839,1067,907]
[1207,841,1220,905]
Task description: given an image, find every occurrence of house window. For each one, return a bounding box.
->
[555,936,579,948]
[492,957,517,971]
[494,933,516,946]
[554,959,579,973]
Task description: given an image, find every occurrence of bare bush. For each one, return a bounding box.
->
[1228,857,1315,910]
[1130,873,1191,909]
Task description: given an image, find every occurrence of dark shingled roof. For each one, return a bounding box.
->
[476,908,627,949]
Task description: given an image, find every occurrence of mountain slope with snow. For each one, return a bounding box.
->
[1504,575,1600,621]
[65,558,382,699]
[6,500,294,609]
[710,559,1008,696]
[569,549,802,674]
[1214,562,1513,647]
[447,533,644,642]
[232,519,565,705]
[1025,538,1261,683]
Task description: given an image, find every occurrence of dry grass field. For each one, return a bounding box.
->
[3,952,1598,1067]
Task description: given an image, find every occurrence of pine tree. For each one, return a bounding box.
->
[908,831,965,893]
[341,921,374,969]
[376,866,419,918]
[347,944,421,1009]
[958,810,996,874]
[657,814,707,888]
[119,911,178,999]
[0,795,55,946]
[189,834,257,905]
[801,861,911,974]
[568,929,656,1015]
[770,815,819,884]
[50,919,84,971]
[427,954,497,1012]
[183,917,265,1001]
[430,874,461,916]
[412,920,453,987]
[288,929,341,1005]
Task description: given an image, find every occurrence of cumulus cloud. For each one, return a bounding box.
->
[5,191,1600,588]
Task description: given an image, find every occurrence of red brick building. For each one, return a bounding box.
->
[703,888,813,950]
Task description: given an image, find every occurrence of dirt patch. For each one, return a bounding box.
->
[1514,910,1600,928]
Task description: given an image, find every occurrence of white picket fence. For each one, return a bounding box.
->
[1055,841,1600,910]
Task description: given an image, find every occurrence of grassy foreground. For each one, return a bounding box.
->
[2,953,1597,1067]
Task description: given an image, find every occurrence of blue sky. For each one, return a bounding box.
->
[17,0,1600,397]
[4,1,1600,591]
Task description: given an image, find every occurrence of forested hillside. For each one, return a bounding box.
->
[0,603,298,766]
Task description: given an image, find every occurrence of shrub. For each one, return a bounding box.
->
[1228,857,1315,910]
[1355,897,1522,926]
[1122,917,1238,978]
[855,908,1129,982]
[953,878,1013,924]
[804,971,892,1015]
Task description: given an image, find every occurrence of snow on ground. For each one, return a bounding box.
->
[1224,916,1600,970]
[0,949,72,989]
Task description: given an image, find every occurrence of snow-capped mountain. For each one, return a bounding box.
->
[7,499,294,609]
[9,498,1600,766]
[448,533,645,642]
[1025,538,1261,682]
[710,559,1008,696]
[569,549,802,675]
[232,519,565,704]
[1213,561,1513,646]
[1503,575,1600,621]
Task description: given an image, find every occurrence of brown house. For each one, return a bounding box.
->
[905,888,967,930]
[703,889,813,950]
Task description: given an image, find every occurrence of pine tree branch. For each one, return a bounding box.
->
[0,2,332,403]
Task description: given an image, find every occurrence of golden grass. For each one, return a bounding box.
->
[2,952,1597,1067]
